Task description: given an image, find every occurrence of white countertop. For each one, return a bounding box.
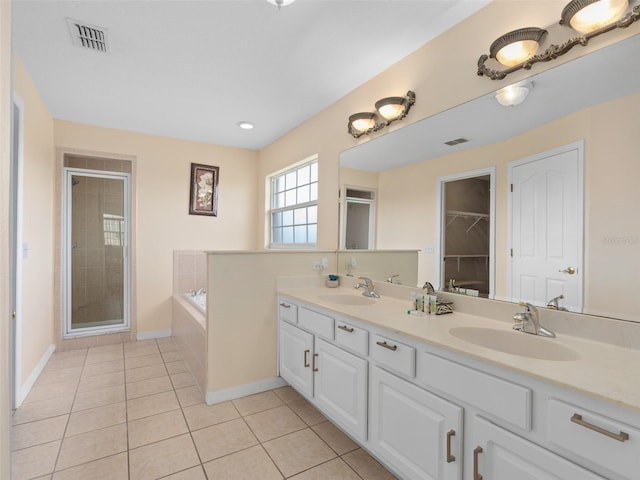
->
[279,286,640,413]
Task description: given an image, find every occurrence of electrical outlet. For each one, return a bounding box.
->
[312,261,323,271]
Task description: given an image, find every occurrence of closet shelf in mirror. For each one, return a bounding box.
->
[444,254,490,272]
[445,210,490,232]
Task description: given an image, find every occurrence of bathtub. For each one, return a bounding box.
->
[172,291,207,396]
[184,291,206,318]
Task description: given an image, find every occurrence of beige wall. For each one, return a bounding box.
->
[256,1,637,253]
[14,58,56,387]
[207,252,336,394]
[54,121,260,335]
[371,93,639,322]
[1,1,12,476]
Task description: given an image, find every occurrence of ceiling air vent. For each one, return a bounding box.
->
[444,137,469,146]
[66,18,109,53]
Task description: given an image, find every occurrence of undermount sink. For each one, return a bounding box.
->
[318,293,376,306]
[449,326,581,361]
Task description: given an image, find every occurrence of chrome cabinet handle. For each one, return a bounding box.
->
[473,446,483,480]
[312,353,319,372]
[571,414,629,442]
[279,302,291,308]
[376,341,398,351]
[446,430,456,463]
[303,349,310,368]
[338,325,354,333]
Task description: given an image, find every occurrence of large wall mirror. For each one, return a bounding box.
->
[339,34,640,323]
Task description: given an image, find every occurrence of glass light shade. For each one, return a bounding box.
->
[489,28,547,67]
[349,113,377,133]
[564,0,628,33]
[496,40,541,66]
[495,84,530,107]
[375,99,406,120]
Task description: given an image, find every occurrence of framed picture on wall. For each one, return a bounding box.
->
[189,163,220,216]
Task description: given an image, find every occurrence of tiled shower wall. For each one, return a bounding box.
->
[70,174,125,326]
[173,251,207,295]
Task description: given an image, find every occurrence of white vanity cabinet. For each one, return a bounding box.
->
[279,320,314,398]
[471,416,606,480]
[371,366,463,480]
[278,297,368,443]
[276,294,639,480]
[314,337,368,441]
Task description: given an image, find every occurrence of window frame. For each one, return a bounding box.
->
[268,156,319,249]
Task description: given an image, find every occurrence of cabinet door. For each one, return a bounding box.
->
[472,416,605,480]
[314,338,368,442]
[279,320,314,398]
[371,366,462,480]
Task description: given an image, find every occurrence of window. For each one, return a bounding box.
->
[270,158,318,247]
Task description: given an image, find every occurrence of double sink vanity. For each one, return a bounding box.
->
[277,278,639,480]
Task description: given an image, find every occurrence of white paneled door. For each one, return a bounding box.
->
[509,142,583,311]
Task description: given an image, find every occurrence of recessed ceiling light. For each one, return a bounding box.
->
[237,121,254,130]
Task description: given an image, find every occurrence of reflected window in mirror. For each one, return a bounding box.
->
[268,156,318,248]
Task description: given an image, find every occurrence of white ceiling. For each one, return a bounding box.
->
[12,0,490,151]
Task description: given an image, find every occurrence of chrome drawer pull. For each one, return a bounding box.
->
[312,353,319,372]
[376,341,398,351]
[473,446,483,480]
[338,325,354,333]
[446,429,456,463]
[571,414,629,442]
[279,303,291,308]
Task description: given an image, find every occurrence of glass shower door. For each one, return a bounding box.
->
[64,169,130,336]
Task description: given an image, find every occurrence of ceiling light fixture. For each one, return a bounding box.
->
[266,0,296,9]
[237,121,254,130]
[348,91,415,138]
[478,2,639,80]
[495,82,532,107]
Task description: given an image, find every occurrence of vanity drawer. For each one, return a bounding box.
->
[547,399,640,479]
[419,353,531,430]
[278,299,298,324]
[298,307,334,340]
[335,320,368,356]
[372,334,415,377]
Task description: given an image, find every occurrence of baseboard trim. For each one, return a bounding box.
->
[18,344,56,407]
[136,329,172,341]
[206,377,287,405]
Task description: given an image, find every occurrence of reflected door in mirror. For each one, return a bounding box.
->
[344,188,375,249]
[510,143,583,311]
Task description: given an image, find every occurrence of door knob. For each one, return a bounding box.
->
[559,266,576,275]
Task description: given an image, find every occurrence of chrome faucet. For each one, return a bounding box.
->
[355,276,380,298]
[195,286,207,296]
[387,274,400,283]
[546,295,568,311]
[513,302,555,338]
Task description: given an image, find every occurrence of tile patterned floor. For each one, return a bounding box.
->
[11,339,397,480]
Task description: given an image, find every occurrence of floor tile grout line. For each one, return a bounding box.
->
[51,346,89,476]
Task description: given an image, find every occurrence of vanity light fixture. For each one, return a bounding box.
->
[348,91,415,138]
[561,0,629,33]
[478,1,639,80]
[489,27,547,67]
[495,82,533,107]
